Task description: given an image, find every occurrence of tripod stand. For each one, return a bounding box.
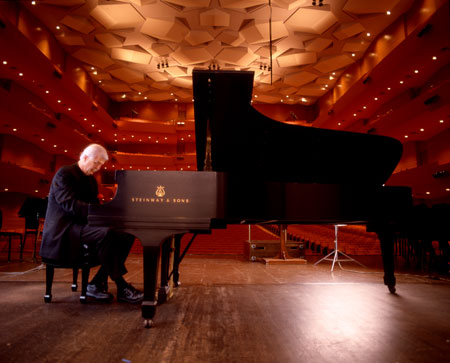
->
[314,224,365,271]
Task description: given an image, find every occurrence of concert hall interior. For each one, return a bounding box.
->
[0,1,449,362]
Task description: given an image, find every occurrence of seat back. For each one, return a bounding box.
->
[25,215,40,230]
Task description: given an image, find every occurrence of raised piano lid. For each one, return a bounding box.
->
[193,69,403,186]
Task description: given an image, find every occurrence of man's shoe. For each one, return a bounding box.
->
[117,284,144,304]
[86,284,114,301]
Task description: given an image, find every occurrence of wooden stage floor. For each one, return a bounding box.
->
[0,253,449,363]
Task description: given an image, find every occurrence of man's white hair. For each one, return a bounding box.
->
[80,144,109,161]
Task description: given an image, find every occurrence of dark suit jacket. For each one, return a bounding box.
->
[40,163,99,261]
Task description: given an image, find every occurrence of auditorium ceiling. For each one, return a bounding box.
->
[21,0,418,105]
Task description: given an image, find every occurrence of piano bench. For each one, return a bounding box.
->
[42,252,99,304]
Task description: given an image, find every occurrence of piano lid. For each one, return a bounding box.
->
[193,69,403,185]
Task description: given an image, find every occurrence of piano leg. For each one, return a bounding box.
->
[172,234,182,287]
[378,231,397,294]
[158,237,174,304]
[142,245,160,328]
[130,229,188,328]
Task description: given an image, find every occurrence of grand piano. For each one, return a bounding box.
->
[89,70,412,327]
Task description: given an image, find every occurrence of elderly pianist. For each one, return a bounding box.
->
[40,143,143,303]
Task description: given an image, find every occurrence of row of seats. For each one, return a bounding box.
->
[394,203,450,274]
[264,224,380,256]
[395,237,449,274]
[0,209,40,262]
[264,223,448,274]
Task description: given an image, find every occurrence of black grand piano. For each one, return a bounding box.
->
[89,70,412,327]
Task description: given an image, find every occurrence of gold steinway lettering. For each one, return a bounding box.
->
[131,196,191,203]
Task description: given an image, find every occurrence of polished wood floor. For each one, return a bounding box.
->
[0,253,449,363]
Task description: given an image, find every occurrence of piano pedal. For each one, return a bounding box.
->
[143,319,153,328]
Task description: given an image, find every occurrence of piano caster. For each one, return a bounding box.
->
[143,319,153,328]
[142,300,157,328]
[383,276,396,294]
